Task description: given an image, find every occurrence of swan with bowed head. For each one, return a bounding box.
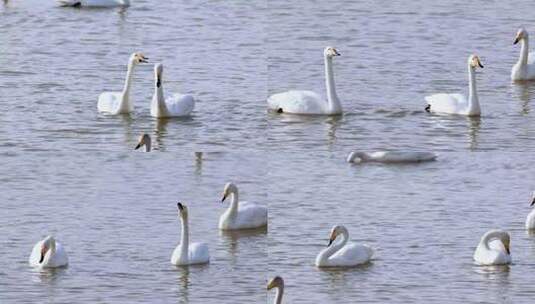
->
[29,236,68,268]
[267,276,284,304]
[267,47,343,115]
[171,202,210,266]
[57,0,129,7]
[425,54,483,116]
[512,27,535,81]
[134,133,151,152]
[315,225,373,267]
[98,52,148,115]
[347,151,437,164]
[219,182,267,230]
[473,229,511,265]
[151,63,195,118]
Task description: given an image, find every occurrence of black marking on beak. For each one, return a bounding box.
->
[156,76,161,88]
[277,108,283,114]
[221,194,227,202]
[478,62,484,68]
[425,104,431,112]
[134,143,141,150]
[328,239,333,246]
[334,51,341,56]
[506,247,510,255]
[514,37,520,45]
[177,202,184,210]
[530,197,535,206]
[39,253,45,263]
[140,57,149,63]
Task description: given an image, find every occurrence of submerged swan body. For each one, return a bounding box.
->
[347,151,437,164]
[473,230,511,265]
[268,47,343,115]
[171,203,210,266]
[134,133,151,152]
[29,236,68,268]
[57,0,130,7]
[219,183,267,230]
[425,55,483,116]
[315,225,373,267]
[526,192,535,230]
[98,52,148,115]
[512,28,535,81]
[151,63,195,118]
[267,276,284,304]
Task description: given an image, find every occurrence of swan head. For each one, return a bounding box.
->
[346,152,366,163]
[324,47,341,58]
[514,28,528,45]
[134,133,151,152]
[177,202,189,219]
[531,191,535,207]
[154,63,163,88]
[221,182,238,202]
[327,225,348,246]
[130,52,149,65]
[40,236,56,264]
[468,55,484,69]
[267,276,284,290]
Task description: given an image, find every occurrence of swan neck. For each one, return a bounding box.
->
[520,36,529,65]
[228,191,239,217]
[180,215,189,261]
[119,62,135,112]
[274,285,284,304]
[318,230,348,264]
[153,80,168,115]
[324,56,341,114]
[468,66,480,114]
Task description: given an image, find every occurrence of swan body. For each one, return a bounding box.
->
[134,133,151,152]
[57,0,130,7]
[29,236,68,268]
[512,28,535,81]
[219,183,267,230]
[473,230,511,265]
[315,225,373,268]
[267,276,284,304]
[425,55,483,116]
[526,192,535,230]
[98,53,148,115]
[347,151,437,164]
[267,47,343,115]
[171,203,210,266]
[151,64,195,118]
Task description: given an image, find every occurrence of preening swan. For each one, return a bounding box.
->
[347,151,437,164]
[134,133,151,152]
[57,0,130,7]
[526,192,535,230]
[425,54,483,116]
[473,230,511,265]
[29,236,68,268]
[98,52,148,115]
[219,182,267,230]
[267,47,343,115]
[315,225,373,267]
[267,276,284,304]
[151,63,195,118]
[512,28,535,81]
[171,203,210,266]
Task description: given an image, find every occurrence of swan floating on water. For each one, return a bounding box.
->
[267,276,284,304]
[512,28,535,81]
[29,236,68,268]
[425,54,483,116]
[347,151,437,164]
[219,182,267,230]
[171,203,210,266]
[98,52,148,115]
[151,63,195,118]
[315,225,373,267]
[473,229,511,265]
[57,0,130,7]
[134,133,151,152]
[526,192,535,230]
[267,47,343,115]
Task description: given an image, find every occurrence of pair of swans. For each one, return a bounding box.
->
[29,236,68,268]
[98,53,195,117]
[347,151,437,164]
[57,0,129,7]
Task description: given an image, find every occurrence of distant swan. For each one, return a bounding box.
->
[473,230,511,265]
[267,47,343,115]
[171,203,210,266]
[219,182,267,230]
[267,276,284,304]
[315,225,373,267]
[57,0,130,7]
[347,151,437,164]
[526,192,535,230]
[151,63,195,118]
[98,52,148,115]
[134,133,151,152]
[29,236,68,268]
[425,55,483,116]
[512,28,535,81]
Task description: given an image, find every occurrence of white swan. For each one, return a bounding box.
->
[267,47,343,115]
[151,63,195,118]
[347,151,437,164]
[425,54,483,116]
[134,133,151,152]
[219,182,267,230]
[57,0,130,7]
[171,203,210,266]
[473,230,511,265]
[267,276,284,304]
[29,236,68,268]
[97,52,148,115]
[512,28,535,81]
[526,192,535,230]
[315,225,373,267]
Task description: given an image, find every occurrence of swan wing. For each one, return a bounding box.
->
[371,151,436,163]
[236,202,268,229]
[165,94,195,116]
[58,0,129,7]
[425,93,467,114]
[474,241,511,265]
[48,242,69,267]
[331,243,373,266]
[98,92,122,114]
[267,90,326,114]
[189,242,210,264]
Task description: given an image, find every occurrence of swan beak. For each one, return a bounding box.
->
[156,77,161,88]
[140,56,149,63]
[39,245,47,264]
[530,197,535,206]
[505,245,510,255]
[177,202,184,211]
[334,50,341,56]
[478,61,484,69]
[221,194,227,202]
[514,37,520,45]
[134,143,142,150]
[327,238,334,246]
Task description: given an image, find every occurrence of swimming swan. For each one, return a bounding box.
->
[267,47,343,115]
[57,0,130,7]
[473,230,511,265]
[98,52,148,115]
[134,133,151,152]
[347,151,437,164]
[171,203,210,266]
[526,192,535,230]
[267,276,284,304]
[315,225,373,267]
[29,236,68,268]
[425,55,483,116]
[151,63,195,118]
[512,28,535,81]
[219,182,267,230]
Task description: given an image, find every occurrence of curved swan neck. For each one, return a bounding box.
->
[467,65,480,114]
[318,229,348,263]
[180,214,189,261]
[228,189,239,217]
[324,56,342,114]
[273,285,283,304]
[481,230,505,251]
[519,35,529,66]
